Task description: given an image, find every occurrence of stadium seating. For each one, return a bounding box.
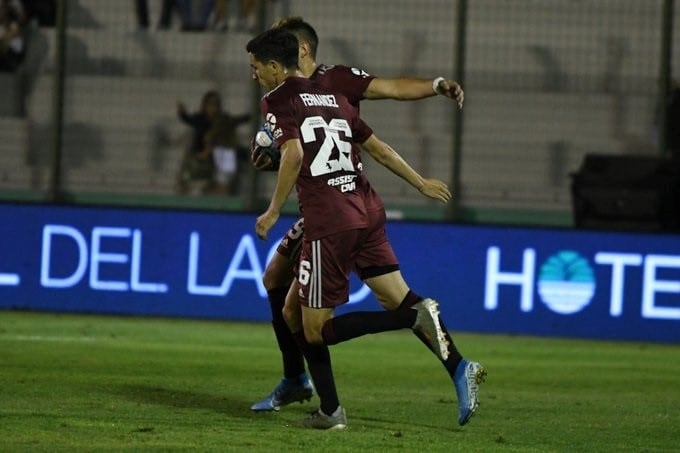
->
[0,117,32,187]
[2,0,668,214]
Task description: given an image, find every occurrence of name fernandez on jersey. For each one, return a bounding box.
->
[299,93,339,108]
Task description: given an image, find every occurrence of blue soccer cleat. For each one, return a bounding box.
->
[251,373,314,412]
[454,359,486,425]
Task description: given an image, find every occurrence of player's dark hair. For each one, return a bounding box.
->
[246,29,300,70]
[271,16,319,59]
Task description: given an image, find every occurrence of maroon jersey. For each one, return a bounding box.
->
[309,64,384,214]
[262,76,376,240]
[310,64,375,107]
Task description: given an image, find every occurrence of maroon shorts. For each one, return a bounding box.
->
[275,217,305,262]
[298,209,398,309]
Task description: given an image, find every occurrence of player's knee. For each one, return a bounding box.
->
[303,325,324,345]
[281,301,292,323]
[262,260,294,291]
[282,303,300,331]
[262,265,278,291]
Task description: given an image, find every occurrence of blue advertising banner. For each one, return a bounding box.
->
[0,203,678,343]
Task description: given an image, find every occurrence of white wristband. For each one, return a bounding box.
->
[432,76,445,95]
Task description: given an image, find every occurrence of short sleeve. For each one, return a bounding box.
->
[262,94,299,148]
[352,116,374,144]
[322,65,375,106]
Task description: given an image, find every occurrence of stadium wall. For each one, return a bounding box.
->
[0,202,678,343]
[3,0,678,227]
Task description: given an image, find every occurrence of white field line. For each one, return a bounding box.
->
[0,335,98,343]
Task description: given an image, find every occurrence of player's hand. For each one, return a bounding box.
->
[418,178,452,203]
[435,80,464,109]
[177,101,187,114]
[255,209,280,240]
[251,144,274,170]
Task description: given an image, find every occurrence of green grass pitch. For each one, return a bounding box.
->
[1,311,678,452]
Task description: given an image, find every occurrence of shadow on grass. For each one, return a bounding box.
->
[110,384,455,432]
[348,414,459,433]
[112,384,259,419]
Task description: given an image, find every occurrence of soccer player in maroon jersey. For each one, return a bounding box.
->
[247,28,484,429]
[249,17,484,428]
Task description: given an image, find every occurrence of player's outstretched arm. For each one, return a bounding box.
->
[364,77,464,108]
[255,139,303,240]
[361,134,452,203]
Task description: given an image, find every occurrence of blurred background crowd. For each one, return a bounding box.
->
[1,0,678,228]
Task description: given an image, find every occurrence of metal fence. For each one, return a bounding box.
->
[1,0,677,225]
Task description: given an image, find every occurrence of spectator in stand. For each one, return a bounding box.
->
[176,90,249,194]
[22,0,55,27]
[136,0,214,31]
[237,0,255,32]
[208,0,277,32]
[208,0,227,31]
[202,105,250,194]
[0,0,25,72]
[134,0,153,29]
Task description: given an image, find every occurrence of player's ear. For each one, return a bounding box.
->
[299,41,310,59]
[268,60,281,73]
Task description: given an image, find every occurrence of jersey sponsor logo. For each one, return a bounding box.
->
[327,175,357,193]
[265,112,277,129]
[315,64,333,76]
[350,67,371,78]
[299,93,339,108]
[265,113,283,139]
